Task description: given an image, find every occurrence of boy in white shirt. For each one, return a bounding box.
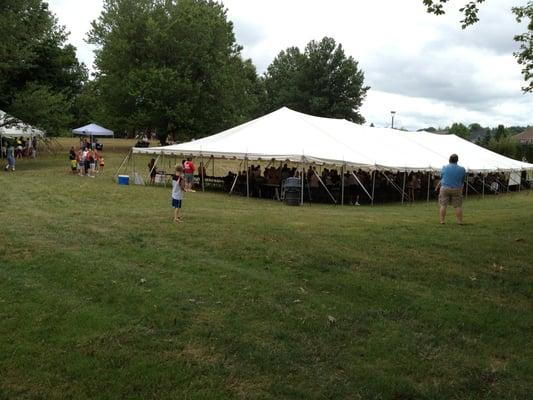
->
[172,165,186,222]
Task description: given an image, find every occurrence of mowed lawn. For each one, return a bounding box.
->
[0,146,532,400]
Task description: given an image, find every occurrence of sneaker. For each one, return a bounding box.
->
[355,202,360,206]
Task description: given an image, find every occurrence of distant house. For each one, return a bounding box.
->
[514,128,533,145]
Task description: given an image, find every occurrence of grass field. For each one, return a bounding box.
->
[1,143,532,399]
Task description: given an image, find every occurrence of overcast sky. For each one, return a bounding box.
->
[47,0,532,130]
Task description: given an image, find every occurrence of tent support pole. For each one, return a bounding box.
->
[482,174,485,198]
[115,149,132,180]
[351,171,373,202]
[245,158,250,198]
[341,164,345,205]
[228,160,242,196]
[382,172,408,201]
[201,155,205,192]
[229,173,239,196]
[427,172,431,203]
[401,171,407,205]
[371,170,376,207]
[212,156,215,178]
[301,162,305,205]
[313,170,336,204]
[519,171,521,192]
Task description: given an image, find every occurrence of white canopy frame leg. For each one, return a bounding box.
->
[351,171,373,203]
[313,169,337,204]
[371,170,376,207]
[518,170,522,192]
[401,171,407,205]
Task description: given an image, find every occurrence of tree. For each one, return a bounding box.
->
[448,122,470,139]
[494,124,507,141]
[0,0,87,133]
[88,0,262,141]
[422,1,533,92]
[263,37,369,123]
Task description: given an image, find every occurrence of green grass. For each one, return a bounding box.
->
[0,147,532,399]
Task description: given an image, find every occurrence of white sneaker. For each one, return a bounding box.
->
[355,202,360,206]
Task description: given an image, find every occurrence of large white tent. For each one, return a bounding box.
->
[132,107,533,173]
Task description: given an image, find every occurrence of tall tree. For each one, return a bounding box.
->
[422,1,533,92]
[88,0,261,141]
[448,122,470,139]
[0,0,87,133]
[263,37,369,124]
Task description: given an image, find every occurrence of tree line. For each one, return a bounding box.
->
[1,0,531,161]
[0,0,368,143]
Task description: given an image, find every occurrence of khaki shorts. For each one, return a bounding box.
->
[439,187,463,208]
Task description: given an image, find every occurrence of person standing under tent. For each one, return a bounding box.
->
[171,165,186,223]
[4,143,15,171]
[437,154,466,225]
[183,157,196,192]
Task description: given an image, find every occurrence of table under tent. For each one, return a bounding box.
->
[0,110,45,158]
[72,123,114,151]
[118,107,533,205]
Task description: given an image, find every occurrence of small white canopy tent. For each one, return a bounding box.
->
[72,123,114,137]
[131,107,533,173]
[72,123,114,150]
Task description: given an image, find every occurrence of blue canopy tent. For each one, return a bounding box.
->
[72,123,114,150]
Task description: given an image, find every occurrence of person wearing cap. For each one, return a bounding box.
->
[437,154,466,224]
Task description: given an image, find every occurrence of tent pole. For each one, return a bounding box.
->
[228,173,239,196]
[401,171,407,205]
[519,170,522,192]
[212,156,215,178]
[482,174,485,198]
[245,157,250,198]
[115,149,132,180]
[351,171,373,202]
[341,164,345,205]
[301,162,305,205]
[426,172,431,203]
[371,170,376,207]
[313,169,336,204]
[201,155,205,192]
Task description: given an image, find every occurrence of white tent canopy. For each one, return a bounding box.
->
[132,107,533,173]
[72,123,114,137]
[0,110,45,138]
